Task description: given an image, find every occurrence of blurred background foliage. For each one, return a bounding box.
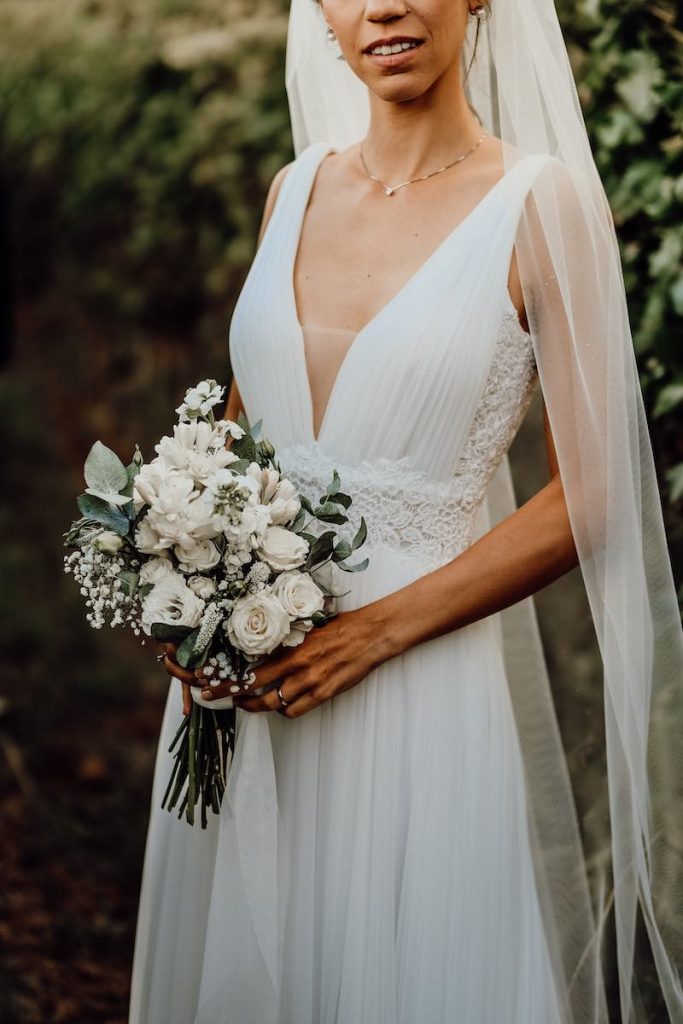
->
[0,0,680,1020]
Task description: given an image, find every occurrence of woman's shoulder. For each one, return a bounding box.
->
[256,143,328,246]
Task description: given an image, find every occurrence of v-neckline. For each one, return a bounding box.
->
[291,142,527,445]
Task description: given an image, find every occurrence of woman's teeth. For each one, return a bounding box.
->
[369,41,420,56]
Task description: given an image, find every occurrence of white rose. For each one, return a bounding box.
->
[155,422,238,484]
[271,570,324,620]
[174,539,221,574]
[93,530,124,555]
[140,572,205,636]
[187,576,217,600]
[226,590,291,656]
[256,525,309,572]
[139,556,174,586]
[281,620,314,648]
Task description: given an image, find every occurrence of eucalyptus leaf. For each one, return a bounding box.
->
[77,494,130,535]
[332,540,353,562]
[84,440,128,500]
[313,502,348,524]
[299,494,314,515]
[338,556,370,573]
[352,516,368,551]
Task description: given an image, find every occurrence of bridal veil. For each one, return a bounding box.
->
[285,1,683,1020]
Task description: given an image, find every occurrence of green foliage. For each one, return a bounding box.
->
[564,0,683,516]
[0,0,293,330]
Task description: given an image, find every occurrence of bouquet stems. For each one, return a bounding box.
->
[162,704,235,828]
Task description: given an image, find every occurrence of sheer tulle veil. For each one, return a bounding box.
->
[285,1,683,1020]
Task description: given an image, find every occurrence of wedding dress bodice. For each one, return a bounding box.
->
[229,142,550,571]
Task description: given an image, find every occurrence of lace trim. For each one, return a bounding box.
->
[277,308,537,571]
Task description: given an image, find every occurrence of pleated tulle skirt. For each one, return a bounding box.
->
[129,545,564,1024]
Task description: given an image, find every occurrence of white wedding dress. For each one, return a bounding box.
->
[129,141,567,1024]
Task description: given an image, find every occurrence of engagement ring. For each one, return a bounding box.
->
[276,682,289,707]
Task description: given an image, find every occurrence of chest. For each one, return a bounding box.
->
[292,171,509,332]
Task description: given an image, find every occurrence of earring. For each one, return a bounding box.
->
[470,3,491,19]
[324,24,346,61]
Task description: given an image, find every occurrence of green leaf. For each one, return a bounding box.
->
[118,570,139,597]
[653,381,683,418]
[338,556,370,573]
[351,516,367,551]
[84,440,128,500]
[313,501,348,524]
[139,583,154,599]
[666,462,683,504]
[332,540,353,562]
[298,494,314,515]
[150,622,194,644]
[76,493,130,535]
[176,627,202,668]
[311,611,328,626]
[324,469,341,496]
[306,530,335,567]
[250,418,263,440]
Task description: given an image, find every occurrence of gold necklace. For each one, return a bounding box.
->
[359,132,489,196]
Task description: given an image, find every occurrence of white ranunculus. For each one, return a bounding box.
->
[187,576,217,600]
[226,590,291,656]
[256,525,309,573]
[139,556,174,586]
[175,539,221,574]
[93,530,124,555]
[245,463,301,526]
[140,572,206,636]
[271,570,324,620]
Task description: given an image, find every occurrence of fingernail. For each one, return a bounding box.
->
[201,689,213,700]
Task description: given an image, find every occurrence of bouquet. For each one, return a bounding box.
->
[64,380,368,827]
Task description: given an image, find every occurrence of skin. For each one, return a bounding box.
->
[161,0,578,718]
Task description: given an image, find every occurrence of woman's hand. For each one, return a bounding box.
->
[157,642,194,716]
[193,609,391,719]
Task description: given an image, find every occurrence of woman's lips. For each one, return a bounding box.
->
[364,42,424,68]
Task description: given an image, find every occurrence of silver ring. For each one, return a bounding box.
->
[156,652,166,662]
[276,682,289,707]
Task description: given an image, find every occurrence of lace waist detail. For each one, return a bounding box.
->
[277,444,482,572]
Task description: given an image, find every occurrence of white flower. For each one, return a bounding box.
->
[133,457,173,513]
[155,421,238,484]
[256,525,309,573]
[187,576,217,600]
[93,530,124,555]
[271,570,324,620]
[176,379,225,421]
[134,516,166,555]
[245,463,301,526]
[310,559,347,598]
[272,570,325,648]
[174,539,221,574]
[226,590,291,657]
[139,557,174,586]
[140,572,206,636]
[145,476,220,547]
[213,418,246,441]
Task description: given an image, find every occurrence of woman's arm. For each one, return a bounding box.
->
[367,408,577,663]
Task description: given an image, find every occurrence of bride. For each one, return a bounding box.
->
[129,1,683,1022]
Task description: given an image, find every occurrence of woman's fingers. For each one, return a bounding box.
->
[181,683,193,716]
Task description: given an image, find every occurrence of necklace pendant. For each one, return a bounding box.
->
[384,186,394,196]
